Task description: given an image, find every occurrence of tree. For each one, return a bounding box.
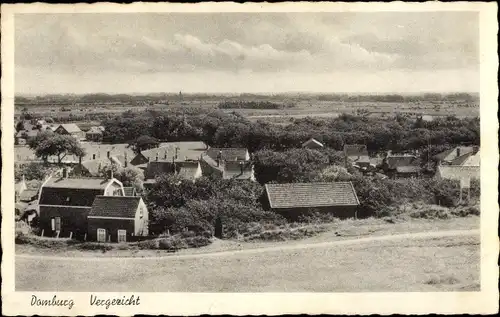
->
[16,121,25,132]
[99,165,145,191]
[129,135,159,154]
[29,131,86,164]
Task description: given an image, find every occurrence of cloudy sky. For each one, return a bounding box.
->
[15,12,479,95]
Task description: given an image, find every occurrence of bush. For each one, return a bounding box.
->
[409,206,451,219]
[76,243,113,252]
[158,236,189,251]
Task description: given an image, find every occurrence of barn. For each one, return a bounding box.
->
[54,123,85,140]
[263,182,360,220]
[38,172,124,237]
[88,196,149,242]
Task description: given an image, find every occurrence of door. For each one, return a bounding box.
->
[54,217,61,231]
[117,230,127,243]
[97,228,106,242]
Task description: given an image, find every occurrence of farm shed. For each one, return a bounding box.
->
[382,155,422,179]
[85,126,104,142]
[263,182,360,220]
[222,161,256,181]
[302,138,324,149]
[344,144,370,169]
[435,165,480,188]
[38,173,124,237]
[88,196,149,243]
[54,123,85,140]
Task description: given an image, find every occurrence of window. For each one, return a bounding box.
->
[117,230,127,243]
[97,228,106,242]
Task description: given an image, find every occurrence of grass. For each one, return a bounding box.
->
[15,234,479,292]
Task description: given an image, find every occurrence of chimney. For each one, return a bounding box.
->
[93,153,96,160]
[239,161,244,174]
[216,159,220,167]
[107,151,110,158]
[184,156,188,161]
[156,152,159,161]
[124,152,128,167]
[110,168,114,179]
[164,150,168,159]
[456,148,461,158]
[175,147,179,159]
[62,168,68,178]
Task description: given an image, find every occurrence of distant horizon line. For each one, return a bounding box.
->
[16,91,480,97]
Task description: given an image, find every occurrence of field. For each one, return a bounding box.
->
[16,217,480,292]
[16,95,479,126]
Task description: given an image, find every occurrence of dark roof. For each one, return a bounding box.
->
[265,182,359,209]
[40,177,120,206]
[435,146,475,162]
[206,148,249,162]
[90,196,142,218]
[145,161,176,179]
[344,144,369,157]
[223,161,254,180]
[385,155,420,170]
[39,187,104,206]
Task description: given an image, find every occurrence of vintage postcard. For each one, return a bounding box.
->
[1,1,498,316]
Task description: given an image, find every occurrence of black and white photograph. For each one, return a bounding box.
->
[1,2,498,316]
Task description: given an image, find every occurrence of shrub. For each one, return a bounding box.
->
[158,236,189,251]
[77,243,113,252]
[409,206,451,219]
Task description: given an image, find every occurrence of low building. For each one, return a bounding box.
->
[144,160,203,184]
[302,138,324,149]
[435,165,480,188]
[54,123,85,140]
[85,126,105,142]
[130,141,207,166]
[88,196,149,242]
[263,182,360,219]
[435,146,479,166]
[222,161,256,181]
[382,155,422,179]
[344,144,370,169]
[38,171,124,237]
[205,148,250,162]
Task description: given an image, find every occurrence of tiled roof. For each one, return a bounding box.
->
[140,141,207,162]
[206,148,249,162]
[58,123,82,133]
[90,196,142,218]
[437,165,480,180]
[223,161,254,180]
[302,138,324,148]
[16,130,39,138]
[144,161,176,179]
[344,144,368,157]
[385,155,420,169]
[265,182,359,209]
